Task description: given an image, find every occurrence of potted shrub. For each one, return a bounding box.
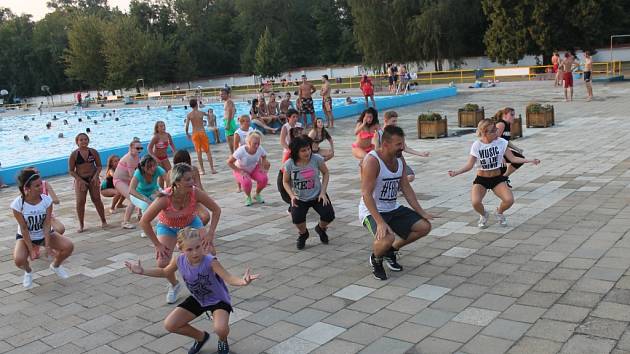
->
[417,112,447,139]
[526,103,554,128]
[458,103,484,127]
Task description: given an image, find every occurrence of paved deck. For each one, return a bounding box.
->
[1,80,630,354]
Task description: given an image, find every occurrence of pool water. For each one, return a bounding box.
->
[0,98,345,167]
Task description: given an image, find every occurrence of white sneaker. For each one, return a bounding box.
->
[49,264,69,279]
[140,231,146,238]
[478,211,489,229]
[23,272,33,288]
[166,282,182,304]
[496,211,507,226]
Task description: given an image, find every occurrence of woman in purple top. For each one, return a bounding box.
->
[125,227,259,354]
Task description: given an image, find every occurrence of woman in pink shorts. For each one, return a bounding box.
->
[227,131,269,206]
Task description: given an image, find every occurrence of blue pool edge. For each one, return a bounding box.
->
[0,87,457,185]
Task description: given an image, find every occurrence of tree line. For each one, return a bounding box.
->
[0,0,628,101]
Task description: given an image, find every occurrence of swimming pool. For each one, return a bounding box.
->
[0,98,345,167]
[0,88,458,184]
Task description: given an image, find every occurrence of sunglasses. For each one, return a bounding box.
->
[135,147,144,151]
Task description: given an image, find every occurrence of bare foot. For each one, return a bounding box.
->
[116,204,127,209]
[211,168,217,174]
[101,222,109,229]
[109,208,117,214]
[77,227,85,233]
[200,170,206,175]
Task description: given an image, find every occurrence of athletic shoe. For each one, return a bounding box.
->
[245,196,253,206]
[505,178,512,188]
[217,339,230,354]
[122,222,136,229]
[478,211,489,229]
[49,264,69,279]
[496,210,508,226]
[23,272,33,288]
[314,224,329,244]
[188,331,210,354]
[296,231,309,250]
[384,247,403,271]
[166,282,182,304]
[140,231,146,238]
[370,253,387,280]
[255,194,265,204]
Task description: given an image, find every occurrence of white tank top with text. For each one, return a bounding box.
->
[358,150,403,222]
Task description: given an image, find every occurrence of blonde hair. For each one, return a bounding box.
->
[168,162,192,191]
[246,130,263,144]
[476,119,496,137]
[176,227,202,249]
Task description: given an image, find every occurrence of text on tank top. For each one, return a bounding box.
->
[369,150,403,212]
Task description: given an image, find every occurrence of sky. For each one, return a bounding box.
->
[1,0,132,20]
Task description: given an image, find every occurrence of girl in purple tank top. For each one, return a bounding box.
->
[125,227,259,354]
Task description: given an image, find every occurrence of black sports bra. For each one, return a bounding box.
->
[75,149,96,166]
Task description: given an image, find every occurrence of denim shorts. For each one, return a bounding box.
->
[156,216,204,237]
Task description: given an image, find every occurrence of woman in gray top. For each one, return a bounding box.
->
[282,135,335,250]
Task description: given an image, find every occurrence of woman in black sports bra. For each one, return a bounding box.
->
[308,118,334,161]
[68,133,108,232]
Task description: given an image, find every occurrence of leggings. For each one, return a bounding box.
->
[233,164,268,195]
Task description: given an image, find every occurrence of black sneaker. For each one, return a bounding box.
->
[384,247,403,272]
[296,231,309,250]
[370,253,387,280]
[505,178,512,188]
[314,224,329,244]
[188,331,210,354]
[217,339,230,354]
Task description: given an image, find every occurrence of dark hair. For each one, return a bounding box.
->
[251,98,259,113]
[287,108,299,118]
[16,168,41,207]
[310,118,330,141]
[357,107,379,127]
[75,132,89,144]
[138,154,157,177]
[105,155,119,175]
[322,74,329,80]
[382,125,404,142]
[289,135,313,162]
[220,88,230,95]
[173,149,192,165]
[189,98,198,108]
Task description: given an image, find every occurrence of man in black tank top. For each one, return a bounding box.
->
[360,126,435,280]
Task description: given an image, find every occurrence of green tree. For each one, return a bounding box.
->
[64,15,107,88]
[175,45,197,87]
[254,27,286,78]
[32,11,71,94]
[0,11,36,99]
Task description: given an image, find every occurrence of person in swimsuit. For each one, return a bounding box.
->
[165,150,211,225]
[68,132,108,232]
[494,107,527,188]
[227,131,269,206]
[321,75,334,128]
[308,118,334,161]
[279,92,294,123]
[129,155,165,214]
[100,155,126,214]
[360,75,376,109]
[387,63,395,92]
[448,119,540,228]
[139,163,221,304]
[352,107,380,162]
[25,167,65,235]
[583,50,593,101]
[374,111,429,182]
[220,88,237,154]
[114,138,143,229]
[185,98,216,174]
[360,126,434,280]
[125,227,258,354]
[298,75,316,128]
[250,97,278,134]
[283,135,335,250]
[12,169,74,288]
[149,121,176,176]
[206,108,220,144]
[560,52,578,102]
[552,51,561,85]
